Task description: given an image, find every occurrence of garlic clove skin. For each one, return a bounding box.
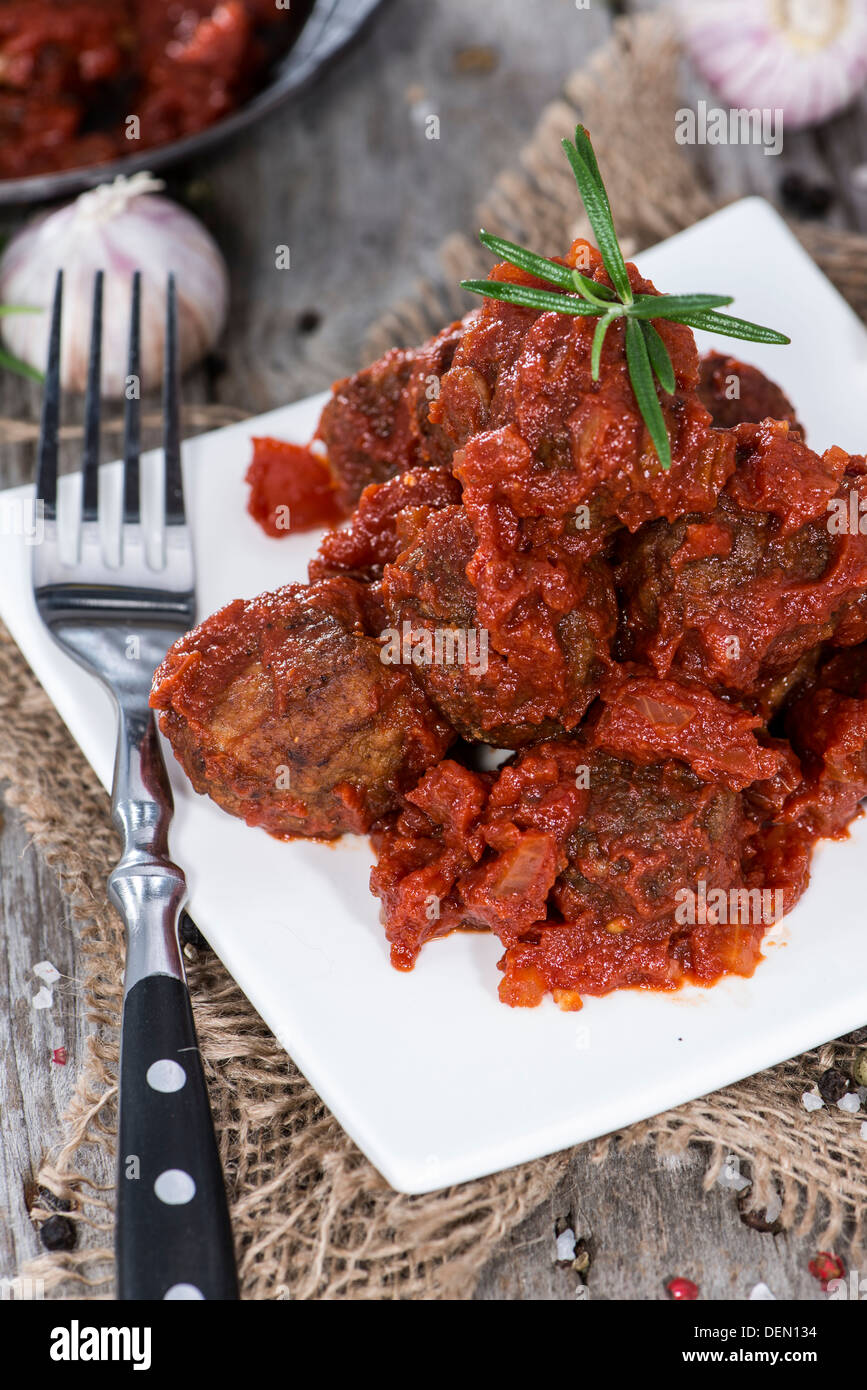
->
[0,173,229,396]
[678,0,867,132]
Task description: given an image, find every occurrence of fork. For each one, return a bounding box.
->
[34,269,239,1301]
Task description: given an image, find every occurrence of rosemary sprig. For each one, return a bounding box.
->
[461,125,790,471]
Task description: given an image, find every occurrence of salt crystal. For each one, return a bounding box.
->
[837,1093,861,1114]
[556,1227,576,1262]
[32,987,53,1010]
[763,1192,782,1224]
[749,1282,776,1301]
[33,960,60,986]
[718,1156,751,1191]
[860,1121,867,1141]
[802,1090,824,1112]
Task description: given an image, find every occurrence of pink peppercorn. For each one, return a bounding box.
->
[808,1252,844,1290]
[667,1277,699,1300]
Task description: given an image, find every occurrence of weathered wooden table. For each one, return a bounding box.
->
[2,0,864,1299]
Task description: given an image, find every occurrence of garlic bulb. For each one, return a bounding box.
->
[0,173,229,395]
[678,0,867,131]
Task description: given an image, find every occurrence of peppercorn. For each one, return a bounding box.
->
[667,1276,699,1300]
[39,1214,77,1252]
[178,912,208,951]
[852,1051,867,1089]
[780,172,834,219]
[818,1067,848,1104]
[808,1251,844,1290]
[739,1206,782,1234]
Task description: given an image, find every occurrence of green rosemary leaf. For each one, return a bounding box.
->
[463,127,789,466]
[571,271,617,304]
[591,310,618,381]
[460,279,603,316]
[572,124,609,204]
[640,321,676,395]
[478,230,576,290]
[674,308,791,345]
[627,293,733,319]
[561,135,633,304]
[625,317,671,471]
[0,304,41,316]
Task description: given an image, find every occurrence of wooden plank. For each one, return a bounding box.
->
[475,1141,825,1302]
[0,798,113,1279]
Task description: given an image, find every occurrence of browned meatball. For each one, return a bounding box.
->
[150,576,454,839]
[309,467,461,584]
[382,504,617,746]
[616,422,867,703]
[315,320,465,509]
[492,743,763,1005]
[370,734,770,1003]
[697,352,804,436]
[781,642,867,837]
[430,241,736,531]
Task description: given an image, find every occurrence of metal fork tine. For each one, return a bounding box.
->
[163,273,185,525]
[35,270,63,520]
[122,271,141,525]
[81,270,104,523]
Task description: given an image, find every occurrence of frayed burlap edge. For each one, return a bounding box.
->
[5,11,867,1300]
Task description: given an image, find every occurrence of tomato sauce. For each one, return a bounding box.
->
[0,1,313,179]
[359,244,867,1007]
[246,436,343,536]
[158,230,867,1011]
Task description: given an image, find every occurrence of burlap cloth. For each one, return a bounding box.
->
[6,14,867,1300]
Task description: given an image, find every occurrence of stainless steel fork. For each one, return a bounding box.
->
[33,269,238,1301]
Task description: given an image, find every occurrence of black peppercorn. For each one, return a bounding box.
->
[39,1214,77,1252]
[296,309,322,336]
[780,172,834,219]
[178,912,208,951]
[739,1202,782,1234]
[818,1067,848,1104]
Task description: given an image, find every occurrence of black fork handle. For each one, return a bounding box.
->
[116,971,239,1301]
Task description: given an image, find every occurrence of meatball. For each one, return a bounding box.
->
[781,643,867,837]
[315,320,465,510]
[431,240,736,530]
[697,352,803,436]
[616,422,867,702]
[150,575,454,839]
[492,743,758,1006]
[382,503,617,745]
[370,729,773,1006]
[309,467,461,584]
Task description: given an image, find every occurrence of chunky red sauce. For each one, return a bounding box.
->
[155,234,867,1010]
[246,436,343,536]
[363,244,867,1006]
[0,1,312,179]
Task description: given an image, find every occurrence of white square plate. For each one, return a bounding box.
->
[2,198,867,1193]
